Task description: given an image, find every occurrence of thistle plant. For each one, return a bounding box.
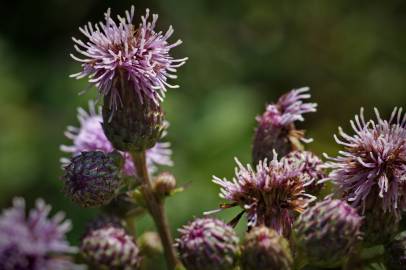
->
[1,4,405,270]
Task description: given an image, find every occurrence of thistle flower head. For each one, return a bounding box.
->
[258,87,317,127]
[61,101,173,175]
[211,155,314,236]
[241,226,293,270]
[62,151,123,207]
[385,231,406,270]
[176,217,239,270]
[71,6,187,109]
[0,198,80,270]
[293,199,362,268]
[326,107,406,219]
[252,87,317,163]
[80,220,141,269]
[282,150,326,194]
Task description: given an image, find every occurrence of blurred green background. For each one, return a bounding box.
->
[0,0,405,267]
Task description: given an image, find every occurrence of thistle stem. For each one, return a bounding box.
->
[131,150,180,270]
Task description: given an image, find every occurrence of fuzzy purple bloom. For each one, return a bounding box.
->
[176,217,239,270]
[210,154,315,236]
[0,198,81,270]
[325,107,406,219]
[70,6,187,109]
[252,87,317,163]
[61,101,173,175]
[258,87,317,127]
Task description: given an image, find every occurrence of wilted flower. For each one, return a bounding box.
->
[241,226,293,270]
[282,150,326,194]
[70,5,187,110]
[176,217,239,270]
[62,151,123,207]
[325,107,406,219]
[252,87,317,164]
[0,198,80,270]
[385,231,406,270]
[80,218,141,269]
[61,101,173,175]
[293,199,362,268]
[210,155,315,236]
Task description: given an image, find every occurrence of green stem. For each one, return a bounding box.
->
[131,150,180,270]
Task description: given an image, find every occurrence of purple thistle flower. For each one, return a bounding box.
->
[325,107,406,219]
[61,100,173,175]
[70,6,187,109]
[0,198,81,270]
[252,87,317,163]
[258,87,317,127]
[210,154,315,236]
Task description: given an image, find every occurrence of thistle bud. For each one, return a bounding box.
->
[176,217,239,270]
[241,226,293,270]
[293,199,362,268]
[385,231,406,270]
[62,151,123,207]
[153,172,177,196]
[102,76,165,152]
[80,221,141,269]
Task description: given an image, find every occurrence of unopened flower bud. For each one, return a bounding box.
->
[293,199,362,268]
[138,231,163,256]
[153,172,177,196]
[241,226,293,270]
[176,217,239,270]
[102,77,165,152]
[385,231,406,270]
[80,220,141,269]
[62,151,123,207]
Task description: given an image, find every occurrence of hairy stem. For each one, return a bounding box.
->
[131,151,180,270]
